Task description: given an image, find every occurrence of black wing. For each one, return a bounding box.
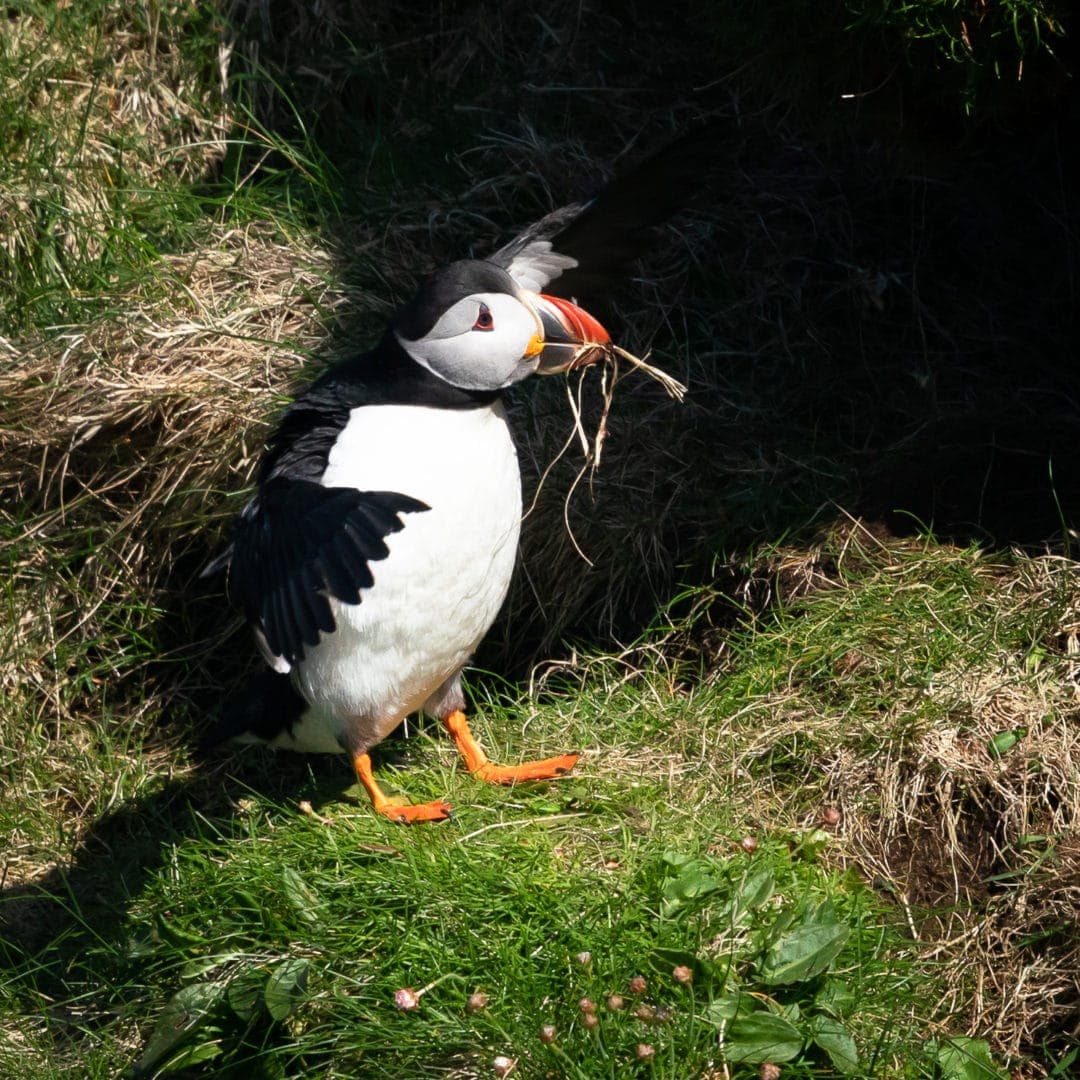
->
[489,123,723,298]
[224,477,429,670]
[487,204,588,293]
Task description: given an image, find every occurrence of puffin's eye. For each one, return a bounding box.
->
[472,304,494,331]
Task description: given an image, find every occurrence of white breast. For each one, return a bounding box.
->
[283,401,522,754]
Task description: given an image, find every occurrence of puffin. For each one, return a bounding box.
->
[203,130,715,822]
[203,213,616,822]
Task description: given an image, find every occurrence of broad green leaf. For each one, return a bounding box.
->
[702,993,756,1024]
[793,828,832,859]
[265,958,310,1020]
[724,1012,803,1063]
[181,951,244,981]
[735,869,775,912]
[227,967,269,1021]
[661,860,722,914]
[161,1041,223,1070]
[132,981,226,1076]
[1048,1046,1078,1078]
[153,911,207,950]
[936,1037,1008,1080]
[815,979,857,1018]
[766,905,799,939]
[759,921,850,984]
[988,727,1027,758]
[281,867,320,923]
[662,850,695,868]
[810,1015,859,1074]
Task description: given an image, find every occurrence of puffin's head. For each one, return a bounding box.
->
[392,259,609,392]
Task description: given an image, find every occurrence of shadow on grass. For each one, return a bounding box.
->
[12,0,1077,965]
[0,738,408,995]
[6,5,1079,1068]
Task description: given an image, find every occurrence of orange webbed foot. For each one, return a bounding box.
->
[352,751,451,825]
[374,798,452,824]
[440,710,579,786]
[472,752,580,785]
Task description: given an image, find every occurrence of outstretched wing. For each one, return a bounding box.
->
[488,204,586,292]
[489,123,722,298]
[222,478,429,672]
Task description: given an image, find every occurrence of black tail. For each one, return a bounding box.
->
[197,668,307,752]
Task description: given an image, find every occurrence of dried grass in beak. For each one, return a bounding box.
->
[526,342,687,565]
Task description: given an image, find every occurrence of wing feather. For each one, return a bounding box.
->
[224,478,428,669]
[488,123,723,297]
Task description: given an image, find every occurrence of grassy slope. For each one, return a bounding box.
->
[6,526,1076,1077]
[2,1,1078,1077]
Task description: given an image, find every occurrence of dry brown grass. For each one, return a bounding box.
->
[2,2,1078,1071]
[736,536,1080,1059]
[0,225,338,771]
[845,557,1080,1058]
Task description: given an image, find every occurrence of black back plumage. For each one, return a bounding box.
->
[199,668,307,749]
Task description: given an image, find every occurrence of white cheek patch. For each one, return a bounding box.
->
[398,292,542,391]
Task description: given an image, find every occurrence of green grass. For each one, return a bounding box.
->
[0,1,222,329]
[11,528,1075,1075]
[1,707,933,1079]
[3,2,1078,1078]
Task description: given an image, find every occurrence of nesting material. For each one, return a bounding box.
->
[529,341,687,565]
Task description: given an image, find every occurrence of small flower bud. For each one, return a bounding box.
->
[628,975,647,995]
[574,950,592,967]
[636,1043,655,1060]
[740,835,758,853]
[493,1055,516,1077]
[579,997,597,1014]
[582,1011,600,1031]
[394,987,419,1011]
[633,1003,656,1023]
[539,1024,557,1044]
[606,993,624,1011]
[466,991,488,1013]
[760,1064,781,1080]
[821,805,841,826]
[672,964,693,985]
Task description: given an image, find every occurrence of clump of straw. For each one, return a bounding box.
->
[528,342,687,565]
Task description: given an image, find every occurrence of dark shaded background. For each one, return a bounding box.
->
[217,0,1080,664]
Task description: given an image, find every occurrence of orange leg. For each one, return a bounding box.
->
[441,710,579,784]
[352,752,451,824]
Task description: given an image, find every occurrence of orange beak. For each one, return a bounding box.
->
[530,293,611,374]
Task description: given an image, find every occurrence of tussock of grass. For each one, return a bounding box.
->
[625,521,1080,1060]
[0,2,230,328]
[0,223,337,883]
